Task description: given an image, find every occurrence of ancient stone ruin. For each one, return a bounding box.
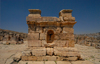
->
[27,9,76,47]
[0,29,27,44]
[75,33,100,49]
[17,9,84,61]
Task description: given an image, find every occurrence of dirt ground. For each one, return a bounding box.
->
[75,44,100,64]
[0,41,100,64]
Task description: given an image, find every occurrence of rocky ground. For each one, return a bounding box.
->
[0,41,100,64]
[75,44,100,64]
[0,41,28,64]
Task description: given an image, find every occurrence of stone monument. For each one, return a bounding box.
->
[21,9,82,61]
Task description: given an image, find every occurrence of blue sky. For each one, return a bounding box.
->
[0,0,100,34]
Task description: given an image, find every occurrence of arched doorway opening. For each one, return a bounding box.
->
[47,30,54,43]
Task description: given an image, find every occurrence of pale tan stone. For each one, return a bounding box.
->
[18,61,28,64]
[41,40,47,47]
[44,43,57,48]
[7,41,17,44]
[56,27,62,33]
[54,47,80,56]
[45,61,55,64]
[57,61,71,64]
[28,40,41,47]
[21,56,28,61]
[47,56,56,61]
[13,52,22,61]
[54,34,60,40]
[60,33,69,40]
[63,17,75,21]
[33,61,44,64]
[78,54,85,60]
[54,40,66,47]
[63,27,69,33]
[37,56,43,61]
[46,48,54,56]
[42,56,57,61]
[68,40,75,47]
[28,33,39,40]
[56,56,61,61]
[54,47,78,52]
[71,60,94,64]
[40,33,46,40]
[22,50,31,56]
[32,48,46,56]
[27,56,37,61]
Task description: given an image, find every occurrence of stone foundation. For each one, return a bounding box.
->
[18,47,82,61]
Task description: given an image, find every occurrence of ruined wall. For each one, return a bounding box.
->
[75,33,100,49]
[26,9,76,47]
[0,29,27,44]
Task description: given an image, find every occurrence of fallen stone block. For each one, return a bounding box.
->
[13,52,22,62]
[78,54,85,60]
[22,50,31,56]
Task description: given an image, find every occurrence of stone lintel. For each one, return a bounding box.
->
[27,21,76,27]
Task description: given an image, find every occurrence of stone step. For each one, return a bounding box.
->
[18,61,94,64]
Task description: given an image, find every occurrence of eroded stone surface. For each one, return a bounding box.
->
[71,61,94,64]
[46,48,54,56]
[45,61,55,64]
[32,48,46,56]
[57,61,71,64]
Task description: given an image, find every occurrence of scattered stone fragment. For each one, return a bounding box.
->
[13,52,22,62]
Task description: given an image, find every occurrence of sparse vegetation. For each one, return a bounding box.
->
[55,61,57,64]
[26,62,28,64]
[46,59,48,61]
[91,55,94,58]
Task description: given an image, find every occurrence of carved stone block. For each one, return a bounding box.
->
[32,48,46,56]
[28,40,41,47]
[54,40,67,47]
[40,33,46,40]
[28,33,39,40]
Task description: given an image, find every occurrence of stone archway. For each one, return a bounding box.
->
[47,30,54,43]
